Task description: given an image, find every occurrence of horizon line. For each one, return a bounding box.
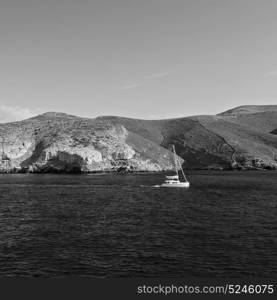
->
[1,104,277,124]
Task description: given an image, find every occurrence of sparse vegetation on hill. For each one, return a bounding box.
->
[1,105,277,173]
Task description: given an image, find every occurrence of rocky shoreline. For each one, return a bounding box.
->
[1,164,276,174]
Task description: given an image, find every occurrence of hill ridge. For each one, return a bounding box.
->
[1,105,277,172]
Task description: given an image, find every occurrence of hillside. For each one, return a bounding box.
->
[218,105,277,116]
[1,105,277,173]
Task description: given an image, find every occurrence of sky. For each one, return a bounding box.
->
[1,0,277,122]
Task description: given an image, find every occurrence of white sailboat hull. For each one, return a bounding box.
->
[160,181,190,188]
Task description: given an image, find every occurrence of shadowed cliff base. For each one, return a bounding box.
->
[1,105,277,173]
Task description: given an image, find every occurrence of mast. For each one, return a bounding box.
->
[172,145,179,178]
[1,137,4,160]
[177,156,188,182]
[173,144,188,182]
[1,137,10,161]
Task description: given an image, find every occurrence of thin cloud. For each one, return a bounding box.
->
[0,103,41,123]
[144,72,169,80]
[117,71,168,90]
[264,70,277,77]
[117,82,142,90]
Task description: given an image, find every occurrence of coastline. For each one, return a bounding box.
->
[1,167,276,175]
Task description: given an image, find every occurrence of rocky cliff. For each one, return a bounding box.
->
[0,112,178,173]
[1,105,277,173]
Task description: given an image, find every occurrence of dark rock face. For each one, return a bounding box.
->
[271,128,277,135]
[1,105,277,173]
[160,119,234,169]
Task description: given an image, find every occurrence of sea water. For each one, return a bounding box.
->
[0,171,276,277]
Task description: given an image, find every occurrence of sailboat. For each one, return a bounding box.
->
[160,145,190,188]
